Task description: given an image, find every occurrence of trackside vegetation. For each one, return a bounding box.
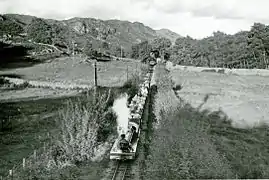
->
[143,63,269,179]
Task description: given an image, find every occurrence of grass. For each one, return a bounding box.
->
[170,69,269,128]
[0,96,75,177]
[144,63,269,179]
[0,56,144,88]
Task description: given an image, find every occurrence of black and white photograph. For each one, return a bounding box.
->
[1,0,269,179]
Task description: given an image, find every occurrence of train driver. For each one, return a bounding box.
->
[118,134,134,153]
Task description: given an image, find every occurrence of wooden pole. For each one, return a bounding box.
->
[93,60,97,104]
[121,46,123,58]
[9,169,13,179]
[34,150,37,160]
[94,61,97,87]
[127,65,129,81]
[23,158,26,169]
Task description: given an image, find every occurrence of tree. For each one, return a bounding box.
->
[84,41,95,58]
[0,20,23,37]
[151,37,172,59]
[111,45,125,57]
[247,23,269,69]
[50,24,67,46]
[101,41,109,50]
[131,44,139,59]
[131,40,152,60]
[27,18,53,44]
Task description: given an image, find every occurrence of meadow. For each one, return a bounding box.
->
[0,56,144,102]
[170,68,269,128]
[0,56,142,88]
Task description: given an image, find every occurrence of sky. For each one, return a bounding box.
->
[1,0,269,39]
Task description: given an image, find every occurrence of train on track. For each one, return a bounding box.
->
[110,59,156,161]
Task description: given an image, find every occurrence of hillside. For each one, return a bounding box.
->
[0,13,179,58]
[156,28,181,44]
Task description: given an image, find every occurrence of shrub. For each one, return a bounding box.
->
[55,90,116,164]
[201,69,217,73]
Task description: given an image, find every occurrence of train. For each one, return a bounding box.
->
[109,71,152,160]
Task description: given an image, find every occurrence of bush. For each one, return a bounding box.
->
[201,69,217,73]
[55,90,116,164]
[97,107,117,142]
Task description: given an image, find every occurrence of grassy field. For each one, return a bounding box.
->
[0,95,76,177]
[144,63,269,179]
[0,56,142,88]
[0,56,144,102]
[170,69,269,128]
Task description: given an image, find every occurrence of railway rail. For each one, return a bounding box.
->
[111,161,131,180]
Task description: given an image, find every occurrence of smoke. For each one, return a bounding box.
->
[112,93,130,135]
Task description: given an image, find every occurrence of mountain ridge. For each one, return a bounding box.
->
[0,13,181,57]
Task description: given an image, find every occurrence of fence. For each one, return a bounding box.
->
[169,63,269,77]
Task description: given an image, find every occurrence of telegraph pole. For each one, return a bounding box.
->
[126,65,128,81]
[71,41,75,56]
[94,60,98,104]
[72,41,74,56]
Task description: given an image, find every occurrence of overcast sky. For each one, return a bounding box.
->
[1,0,269,39]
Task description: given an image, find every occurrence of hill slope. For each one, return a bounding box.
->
[156,28,181,44]
[0,14,180,57]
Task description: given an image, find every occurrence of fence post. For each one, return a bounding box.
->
[94,61,97,87]
[23,158,26,169]
[43,142,46,151]
[34,150,37,160]
[9,169,13,179]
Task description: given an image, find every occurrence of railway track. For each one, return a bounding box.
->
[111,161,131,180]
